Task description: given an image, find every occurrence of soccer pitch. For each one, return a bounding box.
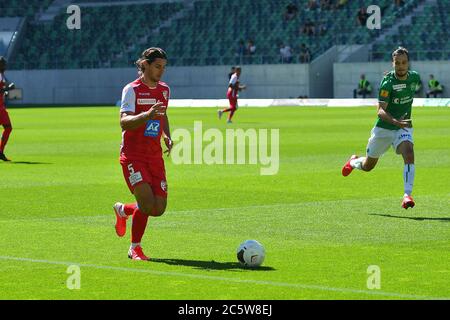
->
[0,106,449,300]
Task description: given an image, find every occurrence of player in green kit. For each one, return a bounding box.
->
[342,47,420,209]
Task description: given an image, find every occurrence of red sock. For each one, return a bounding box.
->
[222,108,232,113]
[131,208,149,244]
[228,109,236,121]
[123,203,136,216]
[0,127,12,153]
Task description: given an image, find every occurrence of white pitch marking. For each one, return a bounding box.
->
[0,255,448,300]
[3,195,444,223]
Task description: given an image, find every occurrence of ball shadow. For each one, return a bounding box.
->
[149,258,276,271]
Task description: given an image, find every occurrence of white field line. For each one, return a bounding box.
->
[0,255,448,300]
[3,195,448,223]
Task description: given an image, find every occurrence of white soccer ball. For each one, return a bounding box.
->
[236,240,265,267]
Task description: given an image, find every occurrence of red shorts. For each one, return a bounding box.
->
[120,157,167,198]
[0,107,11,125]
[227,92,238,110]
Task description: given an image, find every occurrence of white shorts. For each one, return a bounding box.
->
[366,126,414,158]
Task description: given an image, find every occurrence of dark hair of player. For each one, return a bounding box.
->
[392,47,409,61]
[135,47,167,73]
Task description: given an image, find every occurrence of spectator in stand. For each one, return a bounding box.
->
[284,3,298,21]
[245,40,256,64]
[246,40,256,56]
[394,0,405,7]
[302,19,316,36]
[280,44,293,63]
[356,7,369,26]
[299,43,311,63]
[236,40,245,57]
[235,40,245,63]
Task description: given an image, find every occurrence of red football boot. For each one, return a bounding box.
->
[402,195,415,209]
[128,245,149,261]
[342,155,358,177]
[0,152,11,161]
[113,202,128,237]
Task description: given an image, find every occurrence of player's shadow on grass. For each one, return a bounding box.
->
[370,213,450,222]
[150,258,276,271]
[9,161,53,165]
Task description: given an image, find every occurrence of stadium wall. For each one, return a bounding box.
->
[334,61,450,99]
[168,98,450,107]
[8,64,310,105]
[8,61,449,105]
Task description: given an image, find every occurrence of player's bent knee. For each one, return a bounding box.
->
[133,183,157,215]
[151,208,166,217]
[135,198,155,216]
[138,202,154,216]
[151,198,167,216]
[406,146,414,155]
[405,149,414,158]
[398,143,414,159]
[404,153,414,164]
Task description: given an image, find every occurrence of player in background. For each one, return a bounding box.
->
[218,66,246,124]
[342,47,420,209]
[0,56,14,161]
[113,48,173,260]
[228,66,236,80]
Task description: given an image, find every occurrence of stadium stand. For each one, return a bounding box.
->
[139,0,423,65]
[9,2,184,69]
[4,0,447,69]
[371,0,450,61]
[0,0,53,18]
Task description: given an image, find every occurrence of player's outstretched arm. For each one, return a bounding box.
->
[0,82,14,94]
[162,114,173,156]
[120,102,165,130]
[377,102,411,129]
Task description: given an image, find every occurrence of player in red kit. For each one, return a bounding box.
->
[218,66,246,124]
[113,48,173,260]
[0,56,14,161]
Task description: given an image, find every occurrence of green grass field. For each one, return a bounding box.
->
[0,106,449,300]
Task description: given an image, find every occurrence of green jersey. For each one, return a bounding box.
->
[376,70,421,130]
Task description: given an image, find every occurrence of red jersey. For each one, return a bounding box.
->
[119,78,170,162]
[0,73,6,107]
[227,73,239,98]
